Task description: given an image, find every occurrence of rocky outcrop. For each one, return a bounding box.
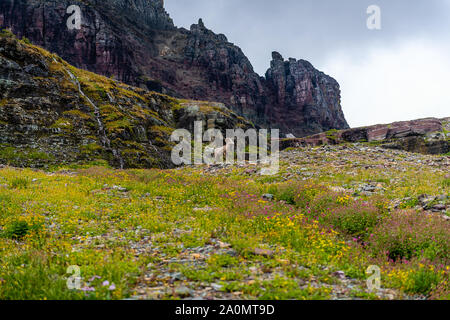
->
[0,0,349,137]
[265,52,348,136]
[280,118,450,155]
[0,31,252,168]
[382,136,449,155]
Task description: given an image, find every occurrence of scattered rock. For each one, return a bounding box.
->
[418,194,435,207]
[431,204,446,212]
[211,283,223,291]
[252,248,274,257]
[111,185,128,192]
[262,194,274,201]
[193,207,215,212]
[218,241,231,249]
[330,187,347,193]
[361,184,376,193]
[331,271,347,280]
[174,286,192,298]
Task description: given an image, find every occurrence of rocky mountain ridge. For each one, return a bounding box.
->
[280,117,450,155]
[0,0,349,136]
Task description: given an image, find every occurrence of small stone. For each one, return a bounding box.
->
[361,184,376,192]
[385,294,395,300]
[431,204,446,211]
[249,266,258,273]
[171,272,183,280]
[331,271,346,280]
[252,248,274,257]
[211,283,223,291]
[418,194,434,206]
[331,187,346,193]
[262,194,274,201]
[193,206,214,212]
[218,241,231,249]
[175,286,192,298]
[112,185,128,192]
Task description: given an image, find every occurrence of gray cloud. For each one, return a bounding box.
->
[166,0,449,73]
[166,0,450,126]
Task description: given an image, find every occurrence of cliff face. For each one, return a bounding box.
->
[0,0,174,85]
[265,52,348,136]
[0,0,349,137]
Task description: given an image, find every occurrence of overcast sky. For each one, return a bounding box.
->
[166,0,450,127]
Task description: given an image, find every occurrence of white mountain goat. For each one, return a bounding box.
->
[215,137,235,162]
[205,137,235,164]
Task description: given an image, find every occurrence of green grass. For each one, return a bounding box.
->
[443,179,450,188]
[0,146,54,166]
[8,177,30,189]
[0,145,448,300]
